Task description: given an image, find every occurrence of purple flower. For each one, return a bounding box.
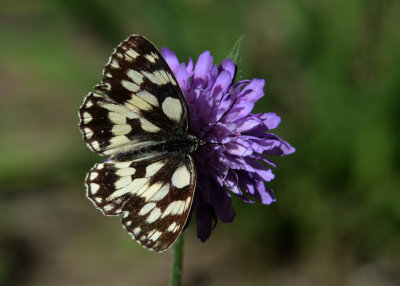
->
[162,48,295,242]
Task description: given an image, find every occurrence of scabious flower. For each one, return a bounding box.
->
[162,48,295,242]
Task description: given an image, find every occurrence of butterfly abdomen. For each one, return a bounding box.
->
[163,134,203,155]
[112,134,203,162]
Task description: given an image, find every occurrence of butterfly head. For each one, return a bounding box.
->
[187,134,206,153]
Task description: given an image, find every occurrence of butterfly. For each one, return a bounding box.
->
[78,35,203,252]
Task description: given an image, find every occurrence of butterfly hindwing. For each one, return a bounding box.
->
[86,155,196,252]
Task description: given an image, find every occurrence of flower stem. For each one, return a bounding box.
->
[169,234,184,286]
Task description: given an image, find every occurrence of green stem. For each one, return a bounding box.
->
[169,234,184,286]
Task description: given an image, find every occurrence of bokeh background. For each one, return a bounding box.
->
[1,0,399,285]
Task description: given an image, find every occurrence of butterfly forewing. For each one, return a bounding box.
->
[79,91,165,156]
[96,35,189,133]
[79,35,189,156]
[79,35,197,252]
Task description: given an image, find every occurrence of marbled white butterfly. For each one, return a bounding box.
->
[79,35,203,252]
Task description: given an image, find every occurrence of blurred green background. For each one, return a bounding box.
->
[1,0,399,285]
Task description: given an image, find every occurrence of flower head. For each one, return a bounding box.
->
[162,48,295,242]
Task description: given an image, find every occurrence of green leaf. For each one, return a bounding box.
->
[227,34,245,66]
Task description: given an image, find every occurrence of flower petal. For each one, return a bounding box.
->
[225,79,265,121]
[225,141,253,157]
[175,63,191,92]
[211,70,233,101]
[194,193,217,242]
[259,112,281,130]
[161,47,179,71]
[186,57,194,75]
[220,58,236,79]
[209,187,236,223]
[238,172,276,204]
[235,116,263,133]
[193,51,213,87]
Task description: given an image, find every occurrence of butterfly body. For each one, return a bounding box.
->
[112,134,203,162]
[79,35,200,252]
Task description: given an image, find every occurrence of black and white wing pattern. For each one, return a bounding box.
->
[79,35,197,252]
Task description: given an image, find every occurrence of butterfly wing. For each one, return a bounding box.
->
[85,154,196,252]
[79,35,189,156]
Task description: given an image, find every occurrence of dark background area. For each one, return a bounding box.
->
[1,0,399,285]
